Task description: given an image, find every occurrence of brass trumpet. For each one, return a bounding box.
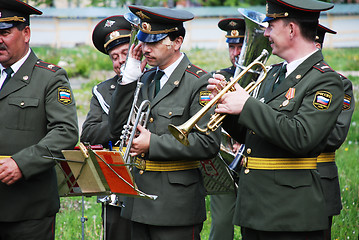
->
[168,49,269,146]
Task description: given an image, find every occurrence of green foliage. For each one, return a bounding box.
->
[322,48,359,71]
[56,196,102,239]
[32,46,113,78]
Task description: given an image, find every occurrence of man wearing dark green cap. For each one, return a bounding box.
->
[109,5,221,240]
[81,15,132,240]
[209,17,245,240]
[208,0,344,239]
[315,23,355,240]
[0,0,78,239]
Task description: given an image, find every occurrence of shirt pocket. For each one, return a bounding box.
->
[318,163,338,180]
[271,99,296,112]
[167,169,200,187]
[6,97,40,131]
[155,106,185,134]
[274,170,313,188]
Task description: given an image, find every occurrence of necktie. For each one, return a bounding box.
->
[154,70,165,96]
[1,67,14,91]
[273,64,287,91]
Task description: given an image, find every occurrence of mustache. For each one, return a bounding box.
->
[0,43,7,50]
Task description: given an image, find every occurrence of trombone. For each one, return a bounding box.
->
[168,49,270,146]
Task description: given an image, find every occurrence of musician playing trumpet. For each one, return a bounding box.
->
[207,0,344,238]
[109,6,220,240]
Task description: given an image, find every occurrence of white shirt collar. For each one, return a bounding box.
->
[157,52,184,88]
[285,49,319,77]
[0,48,31,75]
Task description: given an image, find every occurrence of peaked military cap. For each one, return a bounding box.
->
[218,18,245,44]
[0,0,42,30]
[92,15,132,54]
[316,23,336,45]
[128,5,194,43]
[263,0,334,23]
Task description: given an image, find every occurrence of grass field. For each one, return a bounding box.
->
[32,46,359,239]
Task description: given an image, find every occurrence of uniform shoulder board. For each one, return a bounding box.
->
[35,60,61,72]
[186,64,207,78]
[313,61,335,73]
[337,72,347,80]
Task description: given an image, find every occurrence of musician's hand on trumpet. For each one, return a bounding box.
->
[207,74,250,115]
[128,125,151,157]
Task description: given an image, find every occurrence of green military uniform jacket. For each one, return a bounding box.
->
[81,75,119,148]
[318,74,354,217]
[222,50,344,231]
[109,54,221,226]
[0,50,79,222]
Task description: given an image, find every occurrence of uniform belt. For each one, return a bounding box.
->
[246,157,317,170]
[317,152,335,163]
[135,158,200,171]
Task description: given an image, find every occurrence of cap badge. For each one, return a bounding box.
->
[136,11,150,20]
[229,21,237,27]
[142,22,152,32]
[110,31,120,39]
[104,20,115,28]
[231,30,239,37]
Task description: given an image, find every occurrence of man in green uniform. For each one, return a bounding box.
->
[207,0,344,239]
[209,17,245,240]
[0,0,78,239]
[315,23,355,240]
[109,5,221,240]
[81,15,132,240]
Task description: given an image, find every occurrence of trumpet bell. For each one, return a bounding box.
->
[168,124,190,146]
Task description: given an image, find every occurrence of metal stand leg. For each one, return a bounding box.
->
[81,196,88,240]
[104,203,107,240]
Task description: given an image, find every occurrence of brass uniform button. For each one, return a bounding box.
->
[244,168,250,174]
[246,148,251,154]
[168,112,172,116]
[149,117,154,123]
[20,102,25,106]
[141,153,145,158]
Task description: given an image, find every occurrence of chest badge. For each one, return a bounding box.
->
[280,88,295,108]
